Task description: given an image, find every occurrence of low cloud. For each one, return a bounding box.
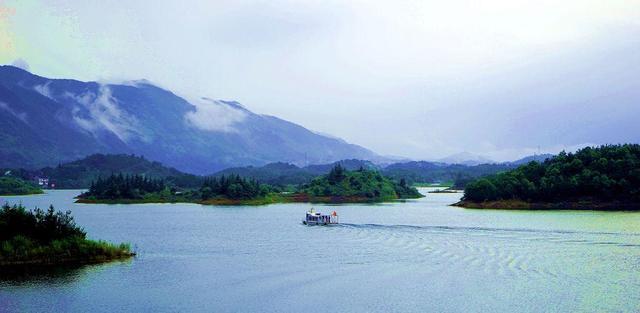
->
[11,58,29,71]
[184,97,247,132]
[477,143,598,162]
[33,82,53,99]
[66,85,146,143]
[0,101,27,122]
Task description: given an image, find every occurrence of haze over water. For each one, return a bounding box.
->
[1,189,639,312]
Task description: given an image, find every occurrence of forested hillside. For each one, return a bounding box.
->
[463,145,640,206]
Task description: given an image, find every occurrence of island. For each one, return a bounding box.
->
[0,203,134,266]
[295,164,423,202]
[76,165,423,205]
[0,176,43,196]
[455,144,640,210]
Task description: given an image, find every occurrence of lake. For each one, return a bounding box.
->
[1,189,639,312]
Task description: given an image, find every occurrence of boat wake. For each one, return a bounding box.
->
[323,223,640,280]
[338,223,640,238]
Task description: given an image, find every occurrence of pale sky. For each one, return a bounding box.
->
[1,0,639,161]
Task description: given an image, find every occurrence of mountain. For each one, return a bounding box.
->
[382,161,512,184]
[437,152,494,166]
[216,158,513,186]
[214,159,378,186]
[36,154,200,189]
[508,153,554,165]
[303,159,378,175]
[0,65,382,174]
[213,162,315,186]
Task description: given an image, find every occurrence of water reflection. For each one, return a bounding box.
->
[0,259,133,286]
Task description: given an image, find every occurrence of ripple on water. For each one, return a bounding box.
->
[330,223,639,281]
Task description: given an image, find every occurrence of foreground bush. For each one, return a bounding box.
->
[0,204,133,266]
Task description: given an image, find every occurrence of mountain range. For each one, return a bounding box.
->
[437,152,495,166]
[0,65,381,174]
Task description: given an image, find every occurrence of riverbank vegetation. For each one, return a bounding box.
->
[458,144,640,210]
[0,204,133,266]
[0,176,43,195]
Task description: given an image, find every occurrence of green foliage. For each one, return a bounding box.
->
[200,175,271,200]
[0,203,131,264]
[0,203,85,243]
[82,174,167,200]
[464,144,640,203]
[80,173,274,202]
[0,176,43,195]
[300,165,422,200]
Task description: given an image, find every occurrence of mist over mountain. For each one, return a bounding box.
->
[0,65,382,173]
[508,154,554,165]
[437,152,495,166]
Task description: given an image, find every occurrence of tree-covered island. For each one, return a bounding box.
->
[295,165,423,202]
[456,144,640,210]
[0,204,133,266]
[76,165,423,205]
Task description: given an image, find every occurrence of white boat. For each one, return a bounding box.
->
[303,208,339,225]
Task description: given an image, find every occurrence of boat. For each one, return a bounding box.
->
[303,208,339,225]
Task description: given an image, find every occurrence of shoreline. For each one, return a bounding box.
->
[453,200,640,211]
[0,253,136,267]
[76,193,424,206]
[0,191,45,196]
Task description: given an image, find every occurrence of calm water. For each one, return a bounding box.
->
[1,189,639,312]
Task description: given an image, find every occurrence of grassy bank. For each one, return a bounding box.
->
[1,236,134,266]
[0,176,43,196]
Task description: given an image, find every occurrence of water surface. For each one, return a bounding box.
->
[1,189,639,312]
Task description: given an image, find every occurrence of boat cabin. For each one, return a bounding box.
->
[303,208,338,225]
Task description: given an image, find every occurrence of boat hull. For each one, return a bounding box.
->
[302,220,336,226]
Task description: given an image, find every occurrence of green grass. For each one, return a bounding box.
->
[0,176,43,196]
[0,235,133,266]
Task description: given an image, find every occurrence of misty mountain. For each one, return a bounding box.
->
[214,159,378,185]
[382,161,513,184]
[0,65,382,174]
[39,154,200,189]
[437,152,495,166]
[508,154,554,165]
[217,158,515,186]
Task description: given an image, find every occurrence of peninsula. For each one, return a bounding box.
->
[455,144,640,210]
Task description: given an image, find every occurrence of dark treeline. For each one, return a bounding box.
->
[464,144,640,203]
[80,173,273,201]
[86,174,167,200]
[200,175,270,200]
[0,204,85,244]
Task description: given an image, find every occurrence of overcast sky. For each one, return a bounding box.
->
[1,0,639,161]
